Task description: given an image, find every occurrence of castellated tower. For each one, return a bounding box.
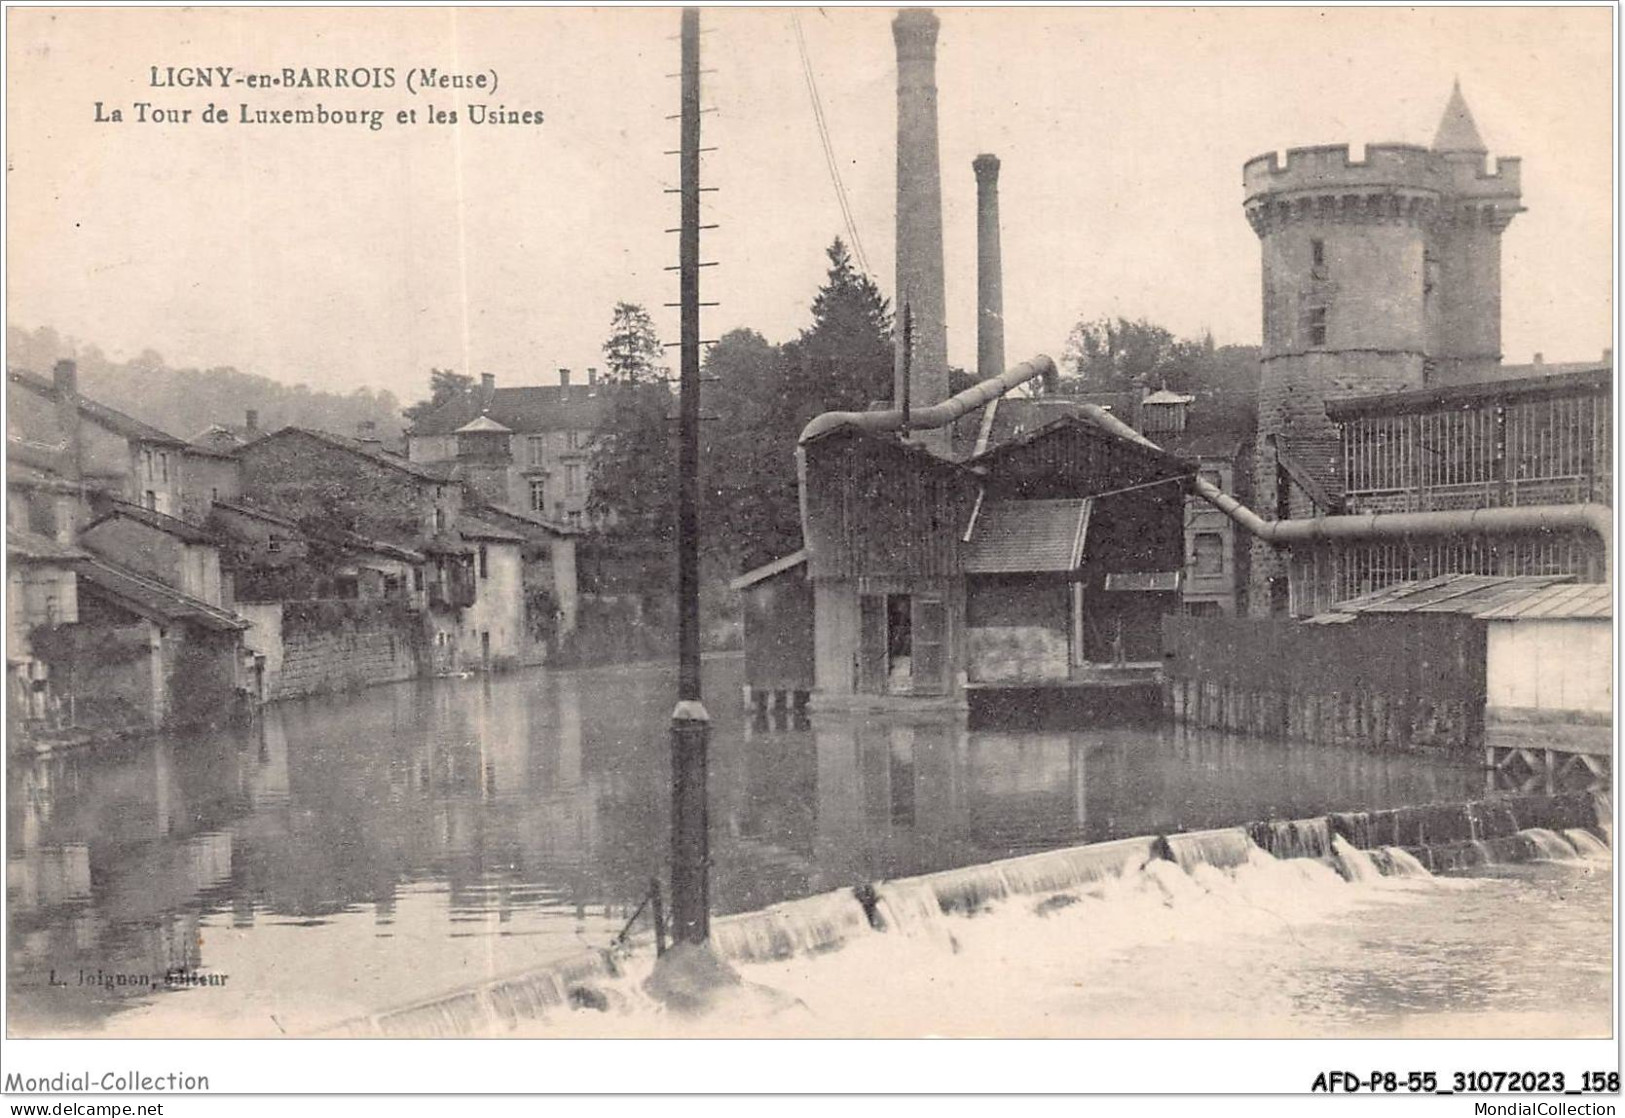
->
[1243,83,1523,614]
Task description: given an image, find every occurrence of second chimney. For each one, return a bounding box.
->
[245,408,259,433]
[53,360,82,483]
[973,153,1005,380]
[893,8,949,454]
[559,368,572,402]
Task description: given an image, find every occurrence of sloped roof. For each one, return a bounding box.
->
[76,557,249,631]
[1433,79,1487,153]
[456,414,512,434]
[1325,573,1576,619]
[87,500,222,546]
[1326,367,1610,420]
[962,498,1091,574]
[5,459,84,495]
[472,503,578,537]
[1475,582,1611,621]
[7,527,87,563]
[457,515,525,544]
[211,498,302,530]
[1142,388,1195,406]
[248,427,454,483]
[8,369,187,446]
[410,384,615,437]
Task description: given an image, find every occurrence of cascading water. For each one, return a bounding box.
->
[1563,829,1611,860]
[1332,835,1382,883]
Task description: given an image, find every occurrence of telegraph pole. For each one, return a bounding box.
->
[669,5,710,946]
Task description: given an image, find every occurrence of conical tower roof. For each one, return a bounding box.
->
[1433,79,1487,153]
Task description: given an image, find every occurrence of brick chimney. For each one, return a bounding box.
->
[973,153,1005,380]
[53,360,82,482]
[893,7,949,454]
[245,408,259,434]
[480,372,496,404]
[559,368,572,402]
[587,367,598,385]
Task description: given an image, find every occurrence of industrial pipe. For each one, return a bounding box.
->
[1192,476,1612,578]
[797,354,1058,446]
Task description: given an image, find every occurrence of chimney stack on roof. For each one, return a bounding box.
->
[559,368,572,402]
[480,372,496,405]
[973,153,1005,381]
[1603,348,1613,367]
[53,359,78,398]
[1533,352,1544,366]
[587,367,598,385]
[893,7,949,455]
[52,360,81,483]
[245,409,259,433]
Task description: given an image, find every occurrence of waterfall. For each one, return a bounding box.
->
[1564,829,1611,860]
[710,889,874,965]
[1377,846,1431,877]
[1332,835,1381,882]
[1517,828,1582,861]
[1248,817,1332,861]
[1163,828,1256,872]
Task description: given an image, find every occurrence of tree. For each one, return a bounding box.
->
[1058,316,1181,393]
[402,368,474,426]
[602,301,664,385]
[790,237,893,412]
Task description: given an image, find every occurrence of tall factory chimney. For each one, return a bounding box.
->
[893,8,949,454]
[973,153,1005,380]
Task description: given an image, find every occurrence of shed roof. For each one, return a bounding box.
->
[1324,573,1578,619]
[7,527,87,563]
[1475,582,1612,620]
[87,500,222,546]
[76,557,249,631]
[962,498,1091,574]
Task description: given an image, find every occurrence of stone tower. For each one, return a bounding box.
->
[973,153,1005,379]
[1243,83,1523,613]
[893,8,949,455]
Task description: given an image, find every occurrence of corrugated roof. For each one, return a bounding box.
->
[7,527,87,563]
[962,499,1091,574]
[409,384,616,436]
[76,557,249,631]
[1476,582,1612,620]
[1327,573,1578,618]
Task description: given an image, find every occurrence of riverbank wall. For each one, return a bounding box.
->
[331,788,1607,1037]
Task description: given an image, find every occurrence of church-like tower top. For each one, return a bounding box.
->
[1433,79,1488,154]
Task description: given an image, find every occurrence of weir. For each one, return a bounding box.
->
[329,789,1609,1037]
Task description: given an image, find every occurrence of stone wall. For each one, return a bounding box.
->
[252,600,424,701]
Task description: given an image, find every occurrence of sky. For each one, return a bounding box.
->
[5,6,1614,404]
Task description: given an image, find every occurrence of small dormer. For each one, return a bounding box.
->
[1139,388,1194,435]
[455,414,513,461]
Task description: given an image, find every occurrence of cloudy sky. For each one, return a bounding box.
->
[6,6,1613,401]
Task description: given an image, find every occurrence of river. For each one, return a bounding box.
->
[4,654,1600,1036]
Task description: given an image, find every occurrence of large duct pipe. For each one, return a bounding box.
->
[1191,477,1611,580]
[893,8,949,455]
[973,153,1005,380]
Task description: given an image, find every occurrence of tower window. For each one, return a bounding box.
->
[1307,306,1328,348]
[1311,239,1325,268]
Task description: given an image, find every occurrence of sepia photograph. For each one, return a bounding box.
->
[1,1,1615,1088]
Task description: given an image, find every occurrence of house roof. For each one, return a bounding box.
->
[979,397,1128,454]
[7,527,87,563]
[457,515,525,544]
[471,502,578,537]
[962,498,1092,574]
[728,549,808,591]
[5,459,84,495]
[76,557,249,631]
[87,500,222,546]
[1157,430,1247,460]
[211,498,302,530]
[1321,573,1577,620]
[8,369,187,446]
[1475,582,1612,621]
[409,384,615,437]
[456,414,513,434]
[249,427,454,483]
[1142,388,1195,406]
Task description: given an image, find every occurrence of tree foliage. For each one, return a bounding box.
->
[1056,316,1260,402]
[402,368,475,427]
[602,301,665,385]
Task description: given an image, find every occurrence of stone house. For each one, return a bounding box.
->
[79,501,229,608]
[405,371,610,527]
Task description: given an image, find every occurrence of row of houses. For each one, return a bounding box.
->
[7,360,583,745]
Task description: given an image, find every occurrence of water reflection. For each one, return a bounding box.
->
[8,655,1488,1034]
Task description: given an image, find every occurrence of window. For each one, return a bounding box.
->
[1192,533,1225,576]
[567,429,584,451]
[267,537,283,553]
[527,435,546,467]
[413,567,425,592]
[159,452,169,482]
[433,507,445,533]
[565,463,583,496]
[1311,238,1325,268]
[1307,305,1327,348]
[144,490,157,510]
[530,479,548,512]
[478,545,489,580]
